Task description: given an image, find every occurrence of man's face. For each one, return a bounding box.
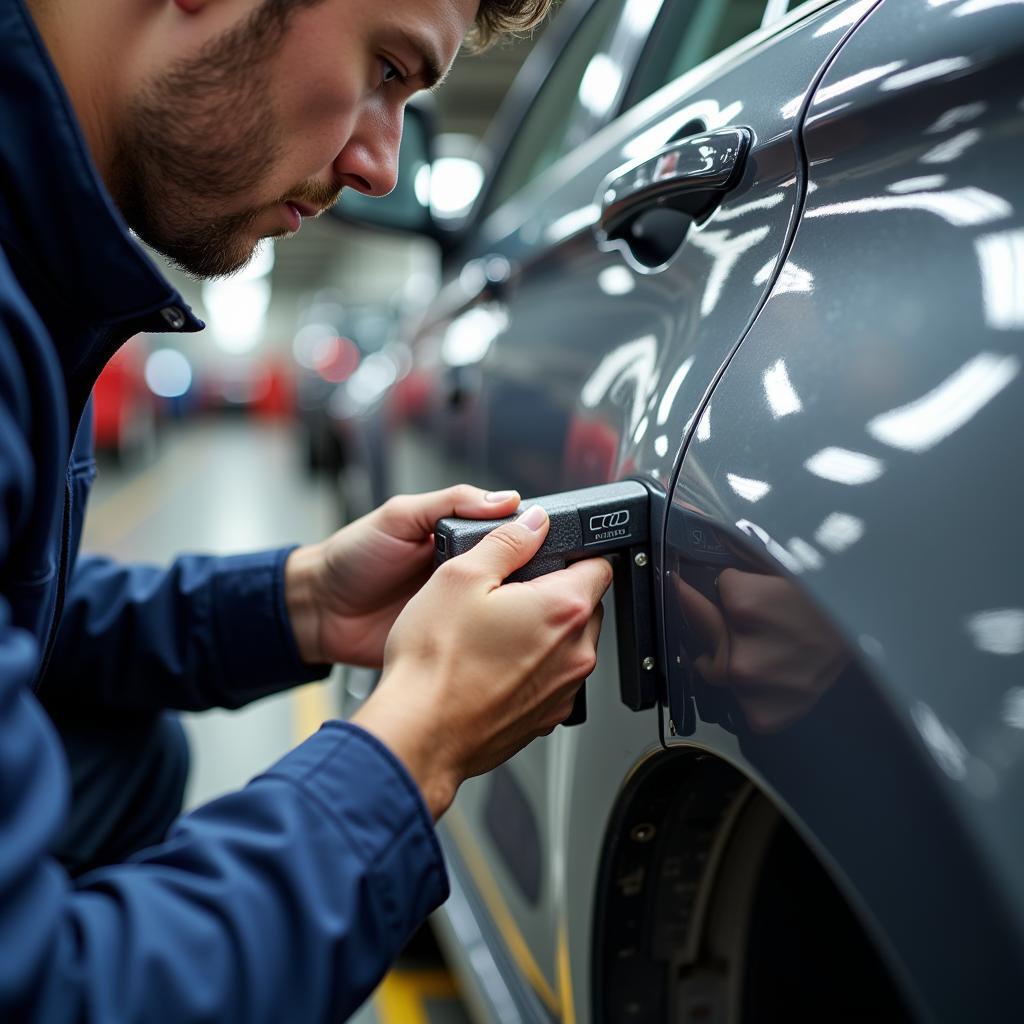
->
[113,0,477,278]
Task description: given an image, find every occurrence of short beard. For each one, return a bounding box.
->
[111,2,297,278]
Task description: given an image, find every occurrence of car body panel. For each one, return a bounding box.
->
[392,0,884,1017]
[661,0,1024,1017]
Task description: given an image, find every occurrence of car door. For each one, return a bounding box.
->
[403,0,885,1017]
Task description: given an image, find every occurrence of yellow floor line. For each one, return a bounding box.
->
[374,969,458,1024]
[445,806,561,1015]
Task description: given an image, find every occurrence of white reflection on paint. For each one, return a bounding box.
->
[727,473,771,503]
[736,519,803,574]
[597,265,635,296]
[696,403,711,442]
[754,259,814,294]
[813,0,874,36]
[623,0,661,34]
[580,335,657,434]
[927,101,987,133]
[714,191,786,222]
[657,356,694,425]
[1003,689,1024,729]
[441,305,509,367]
[579,53,622,118]
[976,230,1024,329]
[688,225,771,316]
[954,0,1024,15]
[912,702,968,780]
[867,352,1020,453]
[920,128,982,164]
[622,101,744,161]
[814,512,865,554]
[880,57,972,91]
[653,434,669,457]
[966,609,1024,655]
[888,175,947,193]
[788,538,824,571]
[805,447,884,485]
[764,359,803,418]
[805,187,1011,228]
[546,204,600,245]
[812,62,906,106]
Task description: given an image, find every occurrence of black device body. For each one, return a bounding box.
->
[434,480,661,725]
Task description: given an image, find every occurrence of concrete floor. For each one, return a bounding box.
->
[82,415,471,1024]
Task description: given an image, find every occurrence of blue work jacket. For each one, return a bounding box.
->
[0,1,448,1020]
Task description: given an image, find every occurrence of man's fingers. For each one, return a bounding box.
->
[529,556,613,611]
[458,505,550,585]
[382,484,521,540]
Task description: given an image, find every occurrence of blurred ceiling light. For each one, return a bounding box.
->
[579,53,622,119]
[345,351,398,405]
[415,165,432,208]
[727,472,771,502]
[144,348,192,399]
[805,447,885,485]
[764,359,803,418]
[201,277,270,354]
[237,239,275,281]
[293,322,336,370]
[976,230,1024,329]
[867,352,1020,452]
[598,265,636,296]
[442,305,509,367]
[430,157,484,219]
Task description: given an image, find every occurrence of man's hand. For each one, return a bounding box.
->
[285,485,521,667]
[352,505,612,819]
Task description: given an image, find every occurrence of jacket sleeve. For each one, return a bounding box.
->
[40,550,330,712]
[2,681,451,1023]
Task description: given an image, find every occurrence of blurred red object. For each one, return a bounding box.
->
[92,334,156,461]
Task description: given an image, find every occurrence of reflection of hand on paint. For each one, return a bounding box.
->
[673,569,849,733]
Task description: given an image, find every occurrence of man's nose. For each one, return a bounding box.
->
[333,106,402,198]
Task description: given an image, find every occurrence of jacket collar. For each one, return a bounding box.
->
[0,0,203,373]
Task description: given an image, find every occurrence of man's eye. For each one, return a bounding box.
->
[381,60,404,86]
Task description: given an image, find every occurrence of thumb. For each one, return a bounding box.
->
[461,504,549,585]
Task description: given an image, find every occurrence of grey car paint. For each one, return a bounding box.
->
[338,0,1024,1017]
[658,0,1024,1018]
[389,0,893,1019]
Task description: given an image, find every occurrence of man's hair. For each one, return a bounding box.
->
[471,0,554,50]
[257,0,554,53]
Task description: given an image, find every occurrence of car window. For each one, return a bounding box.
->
[623,0,768,109]
[484,0,626,214]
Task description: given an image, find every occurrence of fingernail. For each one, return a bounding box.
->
[485,490,517,503]
[518,505,547,531]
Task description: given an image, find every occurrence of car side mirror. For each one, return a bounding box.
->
[330,102,437,238]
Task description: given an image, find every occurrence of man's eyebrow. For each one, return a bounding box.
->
[394,29,447,91]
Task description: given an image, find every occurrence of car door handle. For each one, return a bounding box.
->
[595,127,752,267]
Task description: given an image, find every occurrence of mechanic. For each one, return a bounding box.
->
[0,0,613,1020]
